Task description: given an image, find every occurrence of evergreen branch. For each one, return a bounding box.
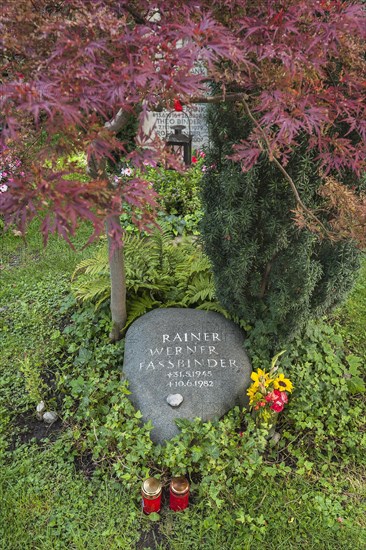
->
[241,98,331,239]
[259,251,280,299]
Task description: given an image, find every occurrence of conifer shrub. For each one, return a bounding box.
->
[201,103,362,350]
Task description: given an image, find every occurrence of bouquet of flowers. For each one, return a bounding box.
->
[247,351,293,428]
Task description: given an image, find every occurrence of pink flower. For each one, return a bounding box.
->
[280,392,288,404]
[265,390,281,403]
[199,151,206,158]
[202,165,207,172]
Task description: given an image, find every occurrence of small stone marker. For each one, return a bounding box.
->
[123,308,252,443]
[143,104,209,151]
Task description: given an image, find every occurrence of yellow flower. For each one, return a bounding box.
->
[247,384,258,404]
[251,368,272,388]
[273,373,293,393]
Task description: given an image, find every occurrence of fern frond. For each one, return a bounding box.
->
[71,247,109,280]
[196,301,232,318]
[183,273,216,305]
[124,293,162,330]
[71,275,110,305]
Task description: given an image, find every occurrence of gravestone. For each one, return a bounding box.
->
[123,308,252,444]
[143,104,209,151]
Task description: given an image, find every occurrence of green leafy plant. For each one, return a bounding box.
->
[71,224,232,330]
[147,160,203,235]
[113,160,204,237]
[18,354,48,406]
[260,321,366,464]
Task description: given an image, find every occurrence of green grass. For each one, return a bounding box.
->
[0,444,142,550]
[1,444,365,549]
[333,256,366,357]
[0,219,96,277]
[1,221,366,549]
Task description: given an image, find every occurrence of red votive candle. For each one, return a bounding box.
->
[142,478,162,514]
[169,476,190,511]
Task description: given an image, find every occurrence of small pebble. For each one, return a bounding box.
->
[166,394,183,408]
[270,431,281,447]
[36,401,46,421]
[43,411,58,425]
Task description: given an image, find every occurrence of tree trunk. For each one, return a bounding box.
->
[106,214,127,342]
[87,110,133,342]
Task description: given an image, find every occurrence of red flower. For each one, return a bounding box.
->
[191,156,197,163]
[174,99,183,112]
[270,400,284,413]
[266,389,287,412]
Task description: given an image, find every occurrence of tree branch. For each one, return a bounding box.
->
[124,5,146,24]
[87,110,131,179]
[241,98,330,238]
[189,92,249,104]
[104,109,131,133]
[259,251,280,299]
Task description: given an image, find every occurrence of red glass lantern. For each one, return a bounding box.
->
[141,478,162,514]
[169,476,190,511]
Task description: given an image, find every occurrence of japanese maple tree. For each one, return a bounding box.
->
[1,0,365,340]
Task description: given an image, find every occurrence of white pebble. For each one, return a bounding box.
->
[166,394,183,407]
[36,401,46,420]
[43,411,58,425]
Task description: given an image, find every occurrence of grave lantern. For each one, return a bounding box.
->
[165,111,193,166]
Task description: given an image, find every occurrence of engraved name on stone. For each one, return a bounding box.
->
[138,331,240,389]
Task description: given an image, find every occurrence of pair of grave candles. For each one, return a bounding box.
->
[142,477,189,513]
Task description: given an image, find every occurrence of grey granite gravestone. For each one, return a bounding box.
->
[123,308,252,444]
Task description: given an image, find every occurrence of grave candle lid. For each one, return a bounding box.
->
[142,477,162,498]
[170,476,189,495]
